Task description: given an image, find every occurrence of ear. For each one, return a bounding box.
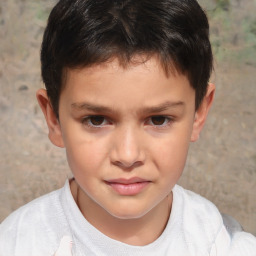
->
[190,83,215,142]
[36,89,65,148]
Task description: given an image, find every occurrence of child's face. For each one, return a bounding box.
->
[38,56,214,220]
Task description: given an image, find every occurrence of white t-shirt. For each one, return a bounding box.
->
[0,180,255,256]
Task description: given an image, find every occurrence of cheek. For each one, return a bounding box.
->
[159,143,189,172]
[64,132,109,175]
[152,129,191,171]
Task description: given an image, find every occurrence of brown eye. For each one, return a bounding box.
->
[82,115,111,129]
[89,116,105,126]
[150,116,167,126]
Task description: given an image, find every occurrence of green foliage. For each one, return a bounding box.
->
[215,0,230,11]
[250,20,256,36]
[36,7,49,22]
[242,18,256,44]
[207,0,256,66]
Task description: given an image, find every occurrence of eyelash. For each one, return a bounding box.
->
[81,115,173,129]
[82,116,111,128]
[146,116,173,128]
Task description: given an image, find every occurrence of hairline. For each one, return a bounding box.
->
[60,53,185,92]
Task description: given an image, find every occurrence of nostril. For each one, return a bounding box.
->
[113,160,143,171]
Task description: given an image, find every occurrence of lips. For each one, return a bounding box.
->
[105,178,151,196]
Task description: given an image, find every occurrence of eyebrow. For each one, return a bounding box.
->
[71,101,184,114]
[71,102,115,113]
[142,101,184,114]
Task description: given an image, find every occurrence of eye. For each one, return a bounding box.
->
[82,115,109,127]
[147,116,172,127]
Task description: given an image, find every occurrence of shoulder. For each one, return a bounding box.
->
[173,185,224,229]
[227,231,256,256]
[172,185,256,255]
[0,185,68,256]
[0,187,62,228]
[211,223,256,256]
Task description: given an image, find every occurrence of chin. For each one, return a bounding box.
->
[106,205,152,220]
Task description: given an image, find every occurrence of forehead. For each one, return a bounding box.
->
[64,54,183,82]
[60,56,195,111]
[64,55,188,85]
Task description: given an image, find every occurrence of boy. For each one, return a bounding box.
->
[0,0,255,255]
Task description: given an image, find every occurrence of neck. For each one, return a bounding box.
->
[70,179,172,246]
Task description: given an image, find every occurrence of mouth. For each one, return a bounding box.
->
[105,178,151,196]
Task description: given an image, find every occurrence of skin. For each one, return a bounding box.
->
[37,56,215,246]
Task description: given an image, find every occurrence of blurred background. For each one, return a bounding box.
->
[0,0,255,235]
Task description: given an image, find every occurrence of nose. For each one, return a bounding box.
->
[110,126,145,170]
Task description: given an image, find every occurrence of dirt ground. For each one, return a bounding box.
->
[0,0,256,235]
